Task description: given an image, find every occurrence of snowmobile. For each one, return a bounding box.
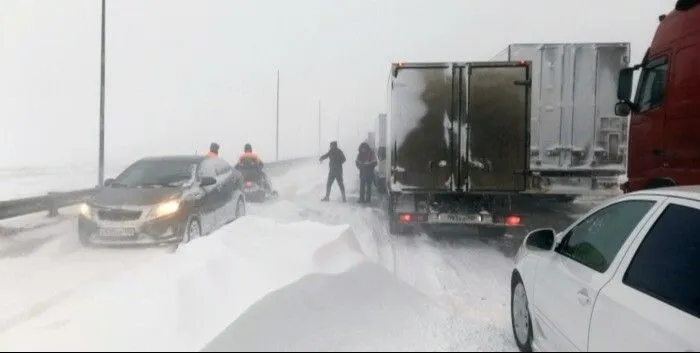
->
[242,171,278,202]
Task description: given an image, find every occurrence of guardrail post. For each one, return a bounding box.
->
[46,192,59,218]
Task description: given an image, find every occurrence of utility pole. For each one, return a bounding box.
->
[275,70,280,161]
[318,100,321,155]
[98,0,106,187]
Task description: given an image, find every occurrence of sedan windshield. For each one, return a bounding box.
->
[112,160,197,188]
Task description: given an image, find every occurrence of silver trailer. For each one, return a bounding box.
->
[491,42,631,195]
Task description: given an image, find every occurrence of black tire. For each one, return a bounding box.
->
[181,217,201,244]
[511,273,534,352]
[234,197,246,220]
[387,193,402,235]
[387,203,410,235]
[389,217,402,235]
[479,226,507,238]
[644,178,676,190]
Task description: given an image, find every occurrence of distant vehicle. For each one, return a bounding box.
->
[615,0,700,193]
[492,42,631,197]
[78,155,246,246]
[511,185,700,352]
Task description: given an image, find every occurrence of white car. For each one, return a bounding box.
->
[511,186,700,352]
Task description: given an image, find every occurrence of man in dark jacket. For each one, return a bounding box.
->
[319,141,346,202]
[355,142,377,203]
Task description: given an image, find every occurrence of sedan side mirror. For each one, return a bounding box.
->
[525,228,556,251]
[200,176,217,187]
[104,178,115,187]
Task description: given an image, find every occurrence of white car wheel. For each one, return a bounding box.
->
[511,276,533,352]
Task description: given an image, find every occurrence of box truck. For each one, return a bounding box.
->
[381,61,532,235]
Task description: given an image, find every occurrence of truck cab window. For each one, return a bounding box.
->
[635,60,668,112]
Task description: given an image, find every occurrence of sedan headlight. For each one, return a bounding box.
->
[80,203,92,218]
[149,200,181,219]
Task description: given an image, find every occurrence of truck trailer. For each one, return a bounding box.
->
[382,61,532,235]
[492,42,631,197]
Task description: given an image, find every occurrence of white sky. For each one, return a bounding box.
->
[0,0,672,169]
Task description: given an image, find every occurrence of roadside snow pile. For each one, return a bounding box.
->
[203,261,512,352]
[0,216,367,352]
[203,262,456,352]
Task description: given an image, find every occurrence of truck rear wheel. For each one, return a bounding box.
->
[479,226,507,238]
[387,193,410,235]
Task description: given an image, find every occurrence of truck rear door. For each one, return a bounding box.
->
[389,63,458,191]
[465,61,531,192]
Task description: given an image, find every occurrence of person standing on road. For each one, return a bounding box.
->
[355,142,377,203]
[319,141,346,202]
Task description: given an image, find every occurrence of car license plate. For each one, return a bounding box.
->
[437,213,480,223]
[98,227,136,237]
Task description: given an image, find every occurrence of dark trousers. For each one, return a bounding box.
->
[325,170,346,199]
[359,174,374,202]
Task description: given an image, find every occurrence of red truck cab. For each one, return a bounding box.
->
[615,0,700,192]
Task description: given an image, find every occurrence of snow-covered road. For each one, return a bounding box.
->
[0,161,599,351]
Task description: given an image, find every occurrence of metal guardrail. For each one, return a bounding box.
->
[0,156,314,221]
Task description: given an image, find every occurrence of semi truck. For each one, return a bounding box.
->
[615,0,700,192]
[492,42,631,198]
[382,61,532,235]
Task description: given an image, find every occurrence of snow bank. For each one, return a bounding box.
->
[0,215,368,352]
[203,262,457,352]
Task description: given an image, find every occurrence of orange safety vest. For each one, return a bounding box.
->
[239,151,261,162]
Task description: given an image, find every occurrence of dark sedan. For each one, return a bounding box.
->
[78,155,246,246]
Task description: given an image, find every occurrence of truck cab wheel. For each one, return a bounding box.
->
[644,178,676,190]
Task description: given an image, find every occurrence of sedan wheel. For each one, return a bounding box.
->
[511,275,533,352]
[234,197,246,220]
[182,218,201,243]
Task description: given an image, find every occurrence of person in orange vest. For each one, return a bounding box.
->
[236,143,271,191]
[237,143,262,166]
[206,142,220,157]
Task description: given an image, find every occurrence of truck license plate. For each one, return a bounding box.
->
[437,213,480,223]
[98,227,136,237]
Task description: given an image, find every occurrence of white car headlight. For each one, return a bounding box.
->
[150,200,181,219]
[80,203,92,218]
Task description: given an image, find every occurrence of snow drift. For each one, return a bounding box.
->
[0,215,368,352]
[202,262,457,352]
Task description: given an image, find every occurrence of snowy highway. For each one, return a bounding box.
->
[0,161,601,351]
